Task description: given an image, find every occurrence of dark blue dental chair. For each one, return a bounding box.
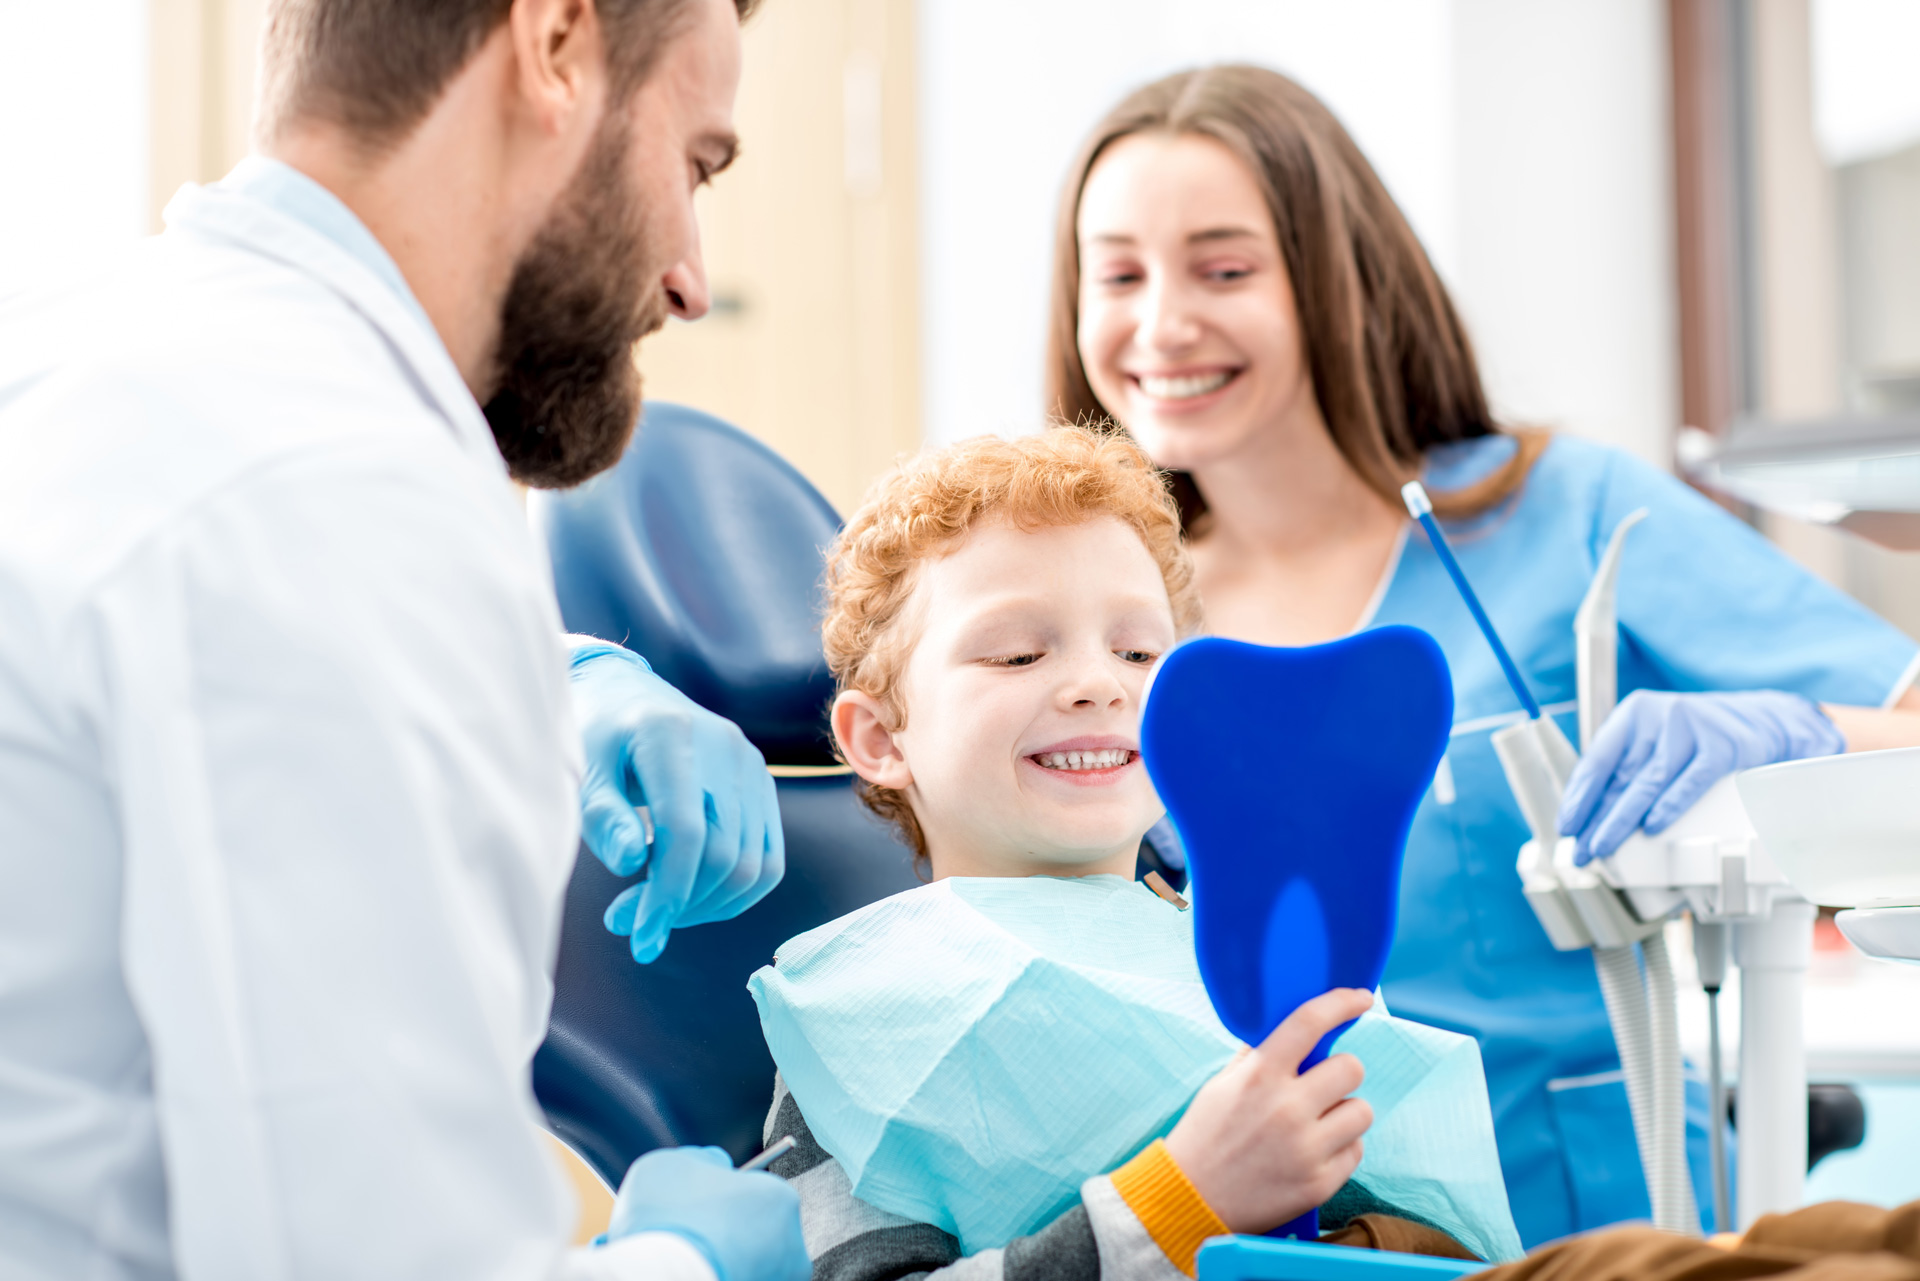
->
[530,403,922,1187]
[525,407,1491,1281]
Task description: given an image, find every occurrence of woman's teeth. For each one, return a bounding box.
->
[1034,749,1133,771]
[1137,370,1232,400]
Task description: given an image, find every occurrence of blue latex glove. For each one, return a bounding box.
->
[1559,689,1844,865]
[604,1146,809,1281]
[568,641,785,962]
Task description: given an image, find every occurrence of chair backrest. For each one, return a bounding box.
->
[529,404,921,1184]
[534,401,842,766]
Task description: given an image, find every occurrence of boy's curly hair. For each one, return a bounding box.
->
[820,426,1204,865]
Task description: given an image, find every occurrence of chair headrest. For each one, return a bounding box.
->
[533,403,842,766]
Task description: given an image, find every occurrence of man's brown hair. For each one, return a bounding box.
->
[1046,64,1544,530]
[257,0,761,149]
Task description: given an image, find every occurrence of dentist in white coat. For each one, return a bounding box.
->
[0,1,807,1279]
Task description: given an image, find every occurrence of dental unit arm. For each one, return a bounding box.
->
[1405,484,1815,1236]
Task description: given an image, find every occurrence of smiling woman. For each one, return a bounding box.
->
[1037,62,1920,1250]
[1047,65,1547,536]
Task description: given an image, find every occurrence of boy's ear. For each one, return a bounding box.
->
[833,690,914,790]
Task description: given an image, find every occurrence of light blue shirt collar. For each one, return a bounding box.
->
[220,156,435,334]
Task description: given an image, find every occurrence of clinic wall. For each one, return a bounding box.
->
[1449,0,1677,466]
[916,0,1455,446]
[634,0,923,515]
[916,0,1681,468]
[0,2,149,297]
[150,0,268,229]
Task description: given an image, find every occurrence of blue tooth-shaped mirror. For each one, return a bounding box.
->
[1139,628,1453,1240]
[1141,626,1452,1055]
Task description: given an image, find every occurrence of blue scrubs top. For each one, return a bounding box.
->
[1370,434,1918,1247]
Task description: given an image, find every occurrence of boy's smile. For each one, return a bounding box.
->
[1024,735,1139,786]
[834,514,1177,879]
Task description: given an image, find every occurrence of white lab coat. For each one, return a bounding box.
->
[0,179,710,1281]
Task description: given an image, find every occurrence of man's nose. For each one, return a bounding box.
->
[662,250,710,321]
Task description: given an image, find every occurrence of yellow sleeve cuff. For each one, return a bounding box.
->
[1109,1139,1231,1277]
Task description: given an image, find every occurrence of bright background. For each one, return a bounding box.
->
[6,0,1916,503]
[7,0,1920,1227]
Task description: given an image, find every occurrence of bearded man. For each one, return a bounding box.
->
[0,2,808,1279]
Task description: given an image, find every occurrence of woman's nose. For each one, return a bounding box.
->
[1140,277,1203,352]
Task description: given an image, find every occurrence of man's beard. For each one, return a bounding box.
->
[483,111,670,489]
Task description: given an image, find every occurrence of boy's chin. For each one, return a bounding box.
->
[1012,821,1155,871]
[927,802,1156,878]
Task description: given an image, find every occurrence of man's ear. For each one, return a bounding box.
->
[507,0,605,138]
[833,691,913,790]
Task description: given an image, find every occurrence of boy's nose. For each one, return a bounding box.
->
[1061,659,1129,709]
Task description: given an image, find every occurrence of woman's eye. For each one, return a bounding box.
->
[1097,270,1142,287]
[1204,266,1253,283]
[1117,649,1159,665]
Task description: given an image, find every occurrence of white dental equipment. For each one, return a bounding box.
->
[1406,480,1815,1235]
[1682,421,1920,966]
[1735,749,1920,963]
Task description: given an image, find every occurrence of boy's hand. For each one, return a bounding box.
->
[1165,988,1375,1234]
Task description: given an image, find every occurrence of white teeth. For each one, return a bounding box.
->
[1137,371,1232,400]
[1035,749,1132,771]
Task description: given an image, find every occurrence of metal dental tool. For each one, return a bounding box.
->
[739,1135,796,1172]
[1693,920,1732,1234]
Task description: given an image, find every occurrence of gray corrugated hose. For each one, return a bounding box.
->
[1593,939,1697,1235]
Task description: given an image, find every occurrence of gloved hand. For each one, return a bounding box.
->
[1559,689,1844,865]
[605,1146,810,1281]
[568,640,785,962]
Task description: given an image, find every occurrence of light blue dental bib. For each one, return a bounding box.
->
[748,874,1521,1261]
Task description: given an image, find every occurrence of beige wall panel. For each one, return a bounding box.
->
[637,0,921,514]
[149,0,209,229]
[148,0,265,228]
[1750,0,1841,418]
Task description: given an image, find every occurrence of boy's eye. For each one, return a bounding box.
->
[1117,649,1159,665]
[985,653,1041,668]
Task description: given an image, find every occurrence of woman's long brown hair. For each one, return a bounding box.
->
[1046,64,1545,528]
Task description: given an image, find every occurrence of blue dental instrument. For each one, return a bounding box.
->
[1140,627,1454,1244]
[1400,481,1540,719]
